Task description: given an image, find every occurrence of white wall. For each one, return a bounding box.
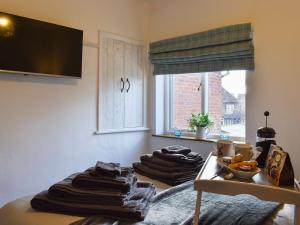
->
[148,0,300,179]
[0,0,150,207]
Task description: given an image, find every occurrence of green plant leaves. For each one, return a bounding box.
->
[188,112,214,129]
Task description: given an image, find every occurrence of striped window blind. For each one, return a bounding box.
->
[149,23,254,75]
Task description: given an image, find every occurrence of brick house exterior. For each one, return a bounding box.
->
[173,72,222,134]
[222,88,245,126]
[208,72,222,134]
[172,72,245,136]
[173,73,202,130]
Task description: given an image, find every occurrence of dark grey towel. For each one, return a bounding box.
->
[133,163,198,186]
[140,155,203,173]
[48,175,150,207]
[95,161,121,177]
[31,182,155,221]
[89,167,133,179]
[72,167,136,193]
[134,168,196,186]
[153,150,202,164]
[140,154,189,167]
[71,181,280,225]
[161,145,191,155]
[133,162,199,180]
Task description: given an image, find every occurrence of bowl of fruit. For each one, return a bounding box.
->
[217,154,261,180]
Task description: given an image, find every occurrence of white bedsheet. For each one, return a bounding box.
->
[0,174,294,225]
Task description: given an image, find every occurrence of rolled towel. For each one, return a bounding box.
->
[72,167,136,193]
[161,145,191,155]
[31,183,155,221]
[95,161,121,177]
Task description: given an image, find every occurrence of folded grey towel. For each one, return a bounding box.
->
[161,145,191,155]
[133,162,199,180]
[140,154,203,172]
[141,160,203,174]
[153,150,202,164]
[31,182,155,221]
[49,175,151,207]
[141,154,181,167]
[72,167,136,193]
[95,161,122,177]
[133,166,197,186]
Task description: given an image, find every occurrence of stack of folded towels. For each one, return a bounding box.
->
[133,145,205,186]
[31,161,155,221]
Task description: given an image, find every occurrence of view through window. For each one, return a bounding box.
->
[171,71,246,139]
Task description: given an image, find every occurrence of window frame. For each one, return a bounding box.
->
[160,72,246,142]
[225,104,235,114]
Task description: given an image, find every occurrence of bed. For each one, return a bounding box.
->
[0,173,294,225]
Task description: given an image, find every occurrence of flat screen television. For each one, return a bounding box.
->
[0,12,83,78]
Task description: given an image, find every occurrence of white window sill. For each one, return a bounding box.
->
[152,133,246,144]
[152,134,217,143]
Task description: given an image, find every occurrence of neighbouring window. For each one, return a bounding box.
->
[163,70,246,140]
[225,104,235,114]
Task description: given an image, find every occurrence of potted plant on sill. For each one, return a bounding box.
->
[188,112,213,139]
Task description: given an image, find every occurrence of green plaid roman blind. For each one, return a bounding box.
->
[149,23,254,75]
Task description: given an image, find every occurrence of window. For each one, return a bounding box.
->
[156,70,246,141]
[225,104,235,114]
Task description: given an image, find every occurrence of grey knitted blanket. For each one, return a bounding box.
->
[71,181,280,225]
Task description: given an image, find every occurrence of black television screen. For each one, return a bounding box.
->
[0,12,83,78]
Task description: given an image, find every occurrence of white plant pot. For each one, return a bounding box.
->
[196,127,206,139]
